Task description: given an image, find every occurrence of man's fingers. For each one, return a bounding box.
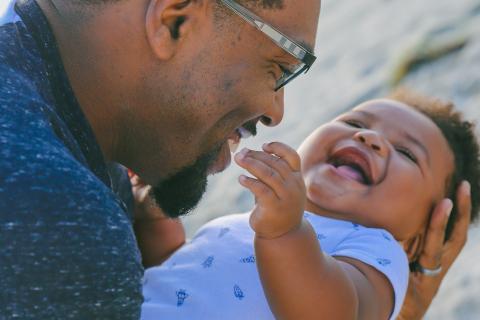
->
[417,199,452,269]
[263,142,301,172]
[130,173,141,186]
[447,181,471,251]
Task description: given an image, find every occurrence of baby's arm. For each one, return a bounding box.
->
[130,172,186,268]
[235,143,393,320]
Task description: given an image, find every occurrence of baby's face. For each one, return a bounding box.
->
[298,99,454,241]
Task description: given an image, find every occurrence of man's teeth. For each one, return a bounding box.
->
[227,127,251,154]
[228,139,240,153]
[238,127,252,139]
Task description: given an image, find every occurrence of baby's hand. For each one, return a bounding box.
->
[234,142,306,239]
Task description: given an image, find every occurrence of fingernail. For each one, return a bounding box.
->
[464,181,471,196]
[237,148,249,159]
[446,199,453,216]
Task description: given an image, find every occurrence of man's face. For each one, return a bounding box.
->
[130,0,321,217]
[298,100,454,241]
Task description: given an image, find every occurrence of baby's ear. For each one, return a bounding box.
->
[400,233,425,262]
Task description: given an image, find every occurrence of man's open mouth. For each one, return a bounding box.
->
[228,126,254,153]
[327,147,374,185]
[209,124,256,175]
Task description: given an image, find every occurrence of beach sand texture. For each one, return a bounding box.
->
[183,0,480,318]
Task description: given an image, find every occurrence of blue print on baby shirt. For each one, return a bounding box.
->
[381,232,392,241]
[176,289,189,307]
[234,285,245,300]
[317,233,326,240]
[239,255,256,263]
[218,228,230,238]
[202,256,214,268]
[352,223,360,230]
[376,258,391,266]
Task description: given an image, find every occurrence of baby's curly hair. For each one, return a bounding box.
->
[389,88,480,241]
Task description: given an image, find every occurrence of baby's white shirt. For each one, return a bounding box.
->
[142,212,409,320]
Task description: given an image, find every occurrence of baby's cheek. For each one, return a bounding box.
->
[304,169,327,203]
[304,169,344,205]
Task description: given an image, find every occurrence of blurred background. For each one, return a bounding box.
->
[183,0,480,318]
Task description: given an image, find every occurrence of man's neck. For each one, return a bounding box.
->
[35,0,128,162]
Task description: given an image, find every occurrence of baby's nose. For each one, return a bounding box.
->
[354,130,388,157]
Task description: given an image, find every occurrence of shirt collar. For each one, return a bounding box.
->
[15,0,112,187]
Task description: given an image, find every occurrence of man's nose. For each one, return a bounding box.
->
[260,88,285,127]
[354,130,389,157]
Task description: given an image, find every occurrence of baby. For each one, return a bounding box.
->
[140,91,480,319]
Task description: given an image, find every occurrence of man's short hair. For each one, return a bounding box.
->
[77,0,284,9]
[236,0,284,9]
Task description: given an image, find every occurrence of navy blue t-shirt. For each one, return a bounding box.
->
[0,0,143,318]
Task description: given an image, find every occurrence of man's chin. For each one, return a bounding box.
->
[151,175,207,218]
[150,145,222,218]
[207,142,232,175]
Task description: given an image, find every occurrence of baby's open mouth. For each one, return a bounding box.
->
[328,147,374,185]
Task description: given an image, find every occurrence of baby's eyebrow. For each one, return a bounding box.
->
[351,110,376,121]
[402,131,431,167]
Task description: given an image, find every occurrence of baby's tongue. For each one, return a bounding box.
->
[336,165,364,183]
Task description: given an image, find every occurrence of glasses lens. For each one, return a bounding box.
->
[275,64,308,91]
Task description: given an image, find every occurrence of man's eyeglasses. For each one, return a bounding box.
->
[220,0,316,91]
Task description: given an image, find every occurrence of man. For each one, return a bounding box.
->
[0,0,470,319]
[0,0,320,318]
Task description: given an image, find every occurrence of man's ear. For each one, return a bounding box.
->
[400,233,425,262]
[145,0,200,60]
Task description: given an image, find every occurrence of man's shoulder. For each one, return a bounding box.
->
[1,13,51,111]
[1,15,42,74]
[0,70,107,214]
[0,77,144,317]
[0,6,143,317]
[0,20,116,217]
[0,100,108,210]
[0,42,52,143]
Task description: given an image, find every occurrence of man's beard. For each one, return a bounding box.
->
[150,146,221,218]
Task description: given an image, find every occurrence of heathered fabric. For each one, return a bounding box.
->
[0,0,143,318]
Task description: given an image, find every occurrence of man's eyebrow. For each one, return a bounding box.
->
[299,41,315,54]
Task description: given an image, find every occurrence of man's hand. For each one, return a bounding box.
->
[234,142,306,239]
[398,181,471,320]
[129,170,185,267]
[129,170,168,221]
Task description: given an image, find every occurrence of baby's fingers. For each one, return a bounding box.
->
[235,150,284,197]
[239,175,277,201]
[238,149,293,180]
[263,142,301,172]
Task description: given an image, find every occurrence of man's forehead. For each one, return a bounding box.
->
[257,0,321,53]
